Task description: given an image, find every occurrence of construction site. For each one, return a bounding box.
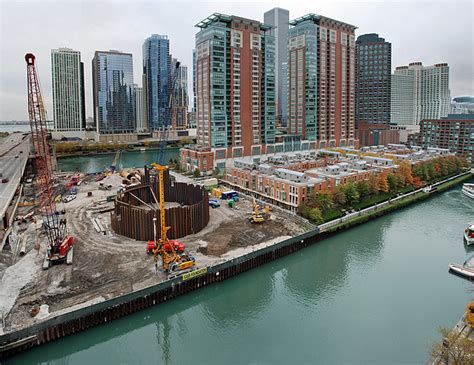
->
[0,53,313,356]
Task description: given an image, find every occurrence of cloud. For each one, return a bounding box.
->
[0,0,472,120]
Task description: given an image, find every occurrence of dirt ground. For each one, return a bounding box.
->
[0,171,311,333]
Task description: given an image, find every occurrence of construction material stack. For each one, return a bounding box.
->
[25,53,74,269]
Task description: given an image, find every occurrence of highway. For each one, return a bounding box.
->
[0,135,30,226]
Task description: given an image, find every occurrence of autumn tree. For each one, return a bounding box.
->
[310,191,334,214]
[429,327,474,365]
[378,172,389,193]
[331,186,347,208]
[398,161,414,186]
[368,174,379,195]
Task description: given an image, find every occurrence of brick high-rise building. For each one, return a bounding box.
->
[287,14,357,148]
[418,114,473,162]
[182,13,276,175]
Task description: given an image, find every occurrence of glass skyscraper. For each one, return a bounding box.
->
[92,50,135,134]
[143,34,170,130]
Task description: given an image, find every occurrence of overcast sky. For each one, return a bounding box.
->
[0,0,473,121]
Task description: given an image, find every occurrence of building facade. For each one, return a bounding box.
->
[287,14,357,148]
[171,58,188,129]
[133,85,146,132]
[355,33,391,144]
[183,13,276,174]
[418,114,473,162]
[143,34,171,130]
[264,7,289,123]
[450,96,474,115]
[92,50,135,135]
[51,48,86,137]
[391,62,450,126]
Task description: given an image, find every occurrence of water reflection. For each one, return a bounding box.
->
[281,222,385,304]
[199,270,275,331]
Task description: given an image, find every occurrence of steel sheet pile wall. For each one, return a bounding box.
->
[111,172,209,240]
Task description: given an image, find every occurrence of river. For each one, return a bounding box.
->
[57,149,181,173]
[5,184,474,364]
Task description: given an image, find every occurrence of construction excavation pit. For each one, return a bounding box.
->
[111,168,210,241]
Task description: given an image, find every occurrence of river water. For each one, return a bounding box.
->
[5,184,474,364]
[57,149,181,173]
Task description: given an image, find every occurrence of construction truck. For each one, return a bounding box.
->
[466,302,474,328]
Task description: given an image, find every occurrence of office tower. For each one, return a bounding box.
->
[143,34,171,130]
[264,7,289,122]
[391,62,450,126]
[194,13,275,155]
[171,58,188,129]
[287,14,357,148]
[355,34,391,127]
[92,50,135,134]
[281,61,288,127]
[51,48,86,136]
[133,85,146,132]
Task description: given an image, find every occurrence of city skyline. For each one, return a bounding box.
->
[0,1,472,121]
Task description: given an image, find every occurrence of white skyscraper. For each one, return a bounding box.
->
[51,48,85,137]
[391,62,450,126]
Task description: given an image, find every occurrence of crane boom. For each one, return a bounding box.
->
[25,53,74,267]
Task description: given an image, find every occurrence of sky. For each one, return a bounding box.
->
[0,0,473,121]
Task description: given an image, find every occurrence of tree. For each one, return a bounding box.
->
[309,191,334,214]
[356,180,370,199]
[368,175,379,195]
[378,173,389,193]
[193,169,201,178]
[331,186,347,208]
[398,161,414,186]
[429,327,474,365]
[343,182,360,205]
[387,174,398,193]
[308,207,324,225]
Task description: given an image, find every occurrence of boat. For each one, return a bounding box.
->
[139,148,146,152]
[448,263,474,280]
[464,224,474,246]
[462,183,474,198]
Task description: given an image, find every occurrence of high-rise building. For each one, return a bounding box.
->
[264,8,289,123]
[281,61,288,127]
[133,85,146,132]
[181,13,276,175]
[287,14,357,148]
[391,71,415,126]
[92,50,135,135]
[450,96,474,114]
[171,58,188,129]
[355,34,391,127]
[391,62,450,126]
[51,48,86,137]
[418,114,474,162]
[143,34,171,130]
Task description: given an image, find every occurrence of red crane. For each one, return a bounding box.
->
[25,53,74,269]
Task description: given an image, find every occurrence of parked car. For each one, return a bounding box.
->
[2,178,9,183]
[209,199,220,208]
[63,195,76,203]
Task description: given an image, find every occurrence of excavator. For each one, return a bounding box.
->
[249,198,270,224]
[151,165,195,273]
